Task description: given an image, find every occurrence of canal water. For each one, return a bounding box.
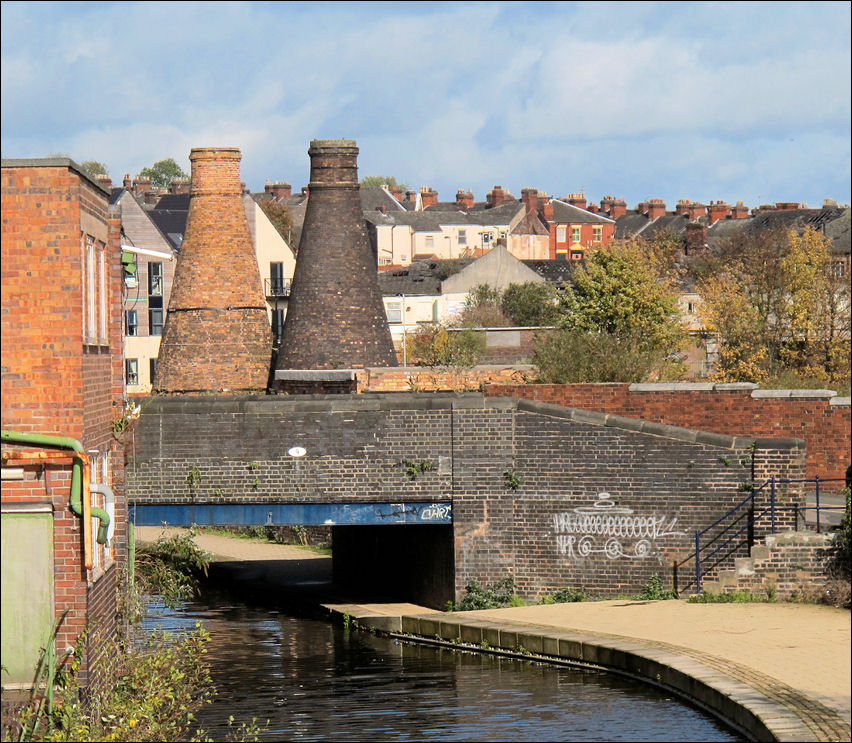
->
[143,588,743,742]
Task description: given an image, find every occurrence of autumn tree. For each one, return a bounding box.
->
[361,175,410,192]
[699,227,849,386]
[80,160,109,178]
[138,157,189,189]
[259,198,295,245]
[534,243,686,383]
[453,284,511,328]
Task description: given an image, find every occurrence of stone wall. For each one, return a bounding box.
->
[128,393,805,601]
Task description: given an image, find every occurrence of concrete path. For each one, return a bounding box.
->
[136,526,851,741]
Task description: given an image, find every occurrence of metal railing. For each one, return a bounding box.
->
[264,278,291,297]
[673,476,846,595]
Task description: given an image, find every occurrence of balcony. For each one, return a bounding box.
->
[265,278,291,297]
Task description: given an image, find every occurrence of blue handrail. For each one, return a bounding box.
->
[674,476,846,595]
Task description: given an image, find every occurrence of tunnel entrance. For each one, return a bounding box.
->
[331,524,454,609]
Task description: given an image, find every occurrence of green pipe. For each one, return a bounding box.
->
[1,429,109,542]
[89,483,112,545]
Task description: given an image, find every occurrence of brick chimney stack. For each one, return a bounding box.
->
[123,173,132,189]
[566,193,587,210]
[707,200,731,224]
[265,181,292,198]
[155,147,271,393]
[600,196,627,219]
[390,185,403,202]
[647,198,666,220]
[273,139,397,373]
[170,176,190,194]
[686,202,706,221]
[775,202,800,211]
[486,185,508,208]
[521,187,539,219]
[95,173,113,189]
[731,201,749,219]
[132,175,151,197]
[456,188,475,211]
[542,196,554,222]
[420,186,438,208]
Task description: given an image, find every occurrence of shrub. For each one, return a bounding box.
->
[451,576,523,611]
[134,528,210,610]
[634,573,677,601]
[539,586,588,604]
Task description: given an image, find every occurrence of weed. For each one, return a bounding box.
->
[737,481,755,492]
[503,467,521,491]
[687,589,774,603]
[452,576,523,611]
[134,528,210,609]
[252,477,260,490]
[247,461,259,470]
[539,586,588,604]
[186,464,202,488]
[718,456,731,467]
[633,573,677,601]
[400,458,435,480]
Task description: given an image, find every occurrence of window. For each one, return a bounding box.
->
[149,358,158,386]
[125,358,139,386]
[593,226,603,243]
[556,226,567,243]
[98,248,107,343]
[149,309,164,336]
[148,262,163,296]
[425,235,434,250]
[85,236,96,341]
[269,262,285,295]
[125,310,138,336]
[386,301,402,323]
[458,230,467,246]
[571,227,581,243]
[687,302,696,315]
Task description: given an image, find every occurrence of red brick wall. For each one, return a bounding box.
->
[2,161,126,689]
[484,383,850,480]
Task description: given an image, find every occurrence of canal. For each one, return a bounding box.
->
[143,587,744,742]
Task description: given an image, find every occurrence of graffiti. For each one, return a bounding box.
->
[553,492,684,560]
[421,503,452,521]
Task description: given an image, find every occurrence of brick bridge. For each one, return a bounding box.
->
[127,393,805,608]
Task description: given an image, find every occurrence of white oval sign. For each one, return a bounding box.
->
[288,446,307,457]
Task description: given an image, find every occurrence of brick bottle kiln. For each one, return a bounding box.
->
[154,147,271,393]
[273,139,397,392]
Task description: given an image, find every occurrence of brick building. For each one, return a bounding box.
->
[1,158,127,698]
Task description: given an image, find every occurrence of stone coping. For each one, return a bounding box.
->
[137,392,806,450]
[324,604,849,743]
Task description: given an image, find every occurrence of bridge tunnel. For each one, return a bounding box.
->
[331,524,455,609]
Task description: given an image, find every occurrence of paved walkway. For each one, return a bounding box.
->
[136,526,851,741]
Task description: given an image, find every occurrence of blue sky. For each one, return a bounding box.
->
[2,1,850,210]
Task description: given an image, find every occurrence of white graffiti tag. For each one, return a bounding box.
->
[421,503,451,521]
[553,493,684,560]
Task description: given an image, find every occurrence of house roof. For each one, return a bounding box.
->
[521,259,580,287]
[147,208,188,251]
[154,193,190,210]
[360,186,406,214]
[549,200,615,225]
[378,259,469,296]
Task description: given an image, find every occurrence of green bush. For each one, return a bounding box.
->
[451,576,524,611]
[687,589,775,604]
[6,626,214,742]
[134,528,210,609]
[633,573,677,601]
[540,586,588,604]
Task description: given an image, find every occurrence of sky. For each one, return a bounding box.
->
[2,1,850,210]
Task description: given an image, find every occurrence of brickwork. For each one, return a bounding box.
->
[273,140,397,373]
[155,147,271,393]
[354,365,533,392]
[1,158,127,691]
[484,383,850,480]
[127,394,804,601]
[712,532,840,600]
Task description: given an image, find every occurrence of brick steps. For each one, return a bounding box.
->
[699,532,836,597]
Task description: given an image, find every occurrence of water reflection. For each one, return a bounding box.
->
[143,592,743,742]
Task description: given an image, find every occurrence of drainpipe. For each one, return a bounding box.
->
[1,430,94,569]
[89,482,113,545]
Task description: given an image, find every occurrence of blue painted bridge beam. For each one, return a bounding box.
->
[130,502,453,527]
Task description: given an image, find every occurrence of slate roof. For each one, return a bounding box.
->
[521,259,580,287]
[360,186,406,214]
[154,193,190,210]
[549,200,614,225]
[148,209,188,251]
[378,259,473,296]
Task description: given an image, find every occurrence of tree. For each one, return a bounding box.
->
[138,157,189,189]
[534,243,686,382]
[258,198,295,244]
[453,284,511,328]
[699,227,850,386]
[406,323,484,367]
[80,160,109,178]
[361,175,410,192]
[501,282,561,326]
